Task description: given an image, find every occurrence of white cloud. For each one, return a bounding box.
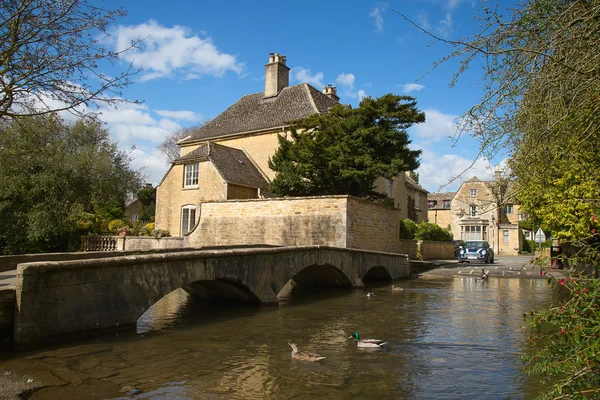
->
[155,109,198,120]
[111,20,244,81]
[335,73,355,89]
[412,109,459,142]
[370,5,386,31]
[357,90,368,101]
[417,151,496,192]
[292,67,324,88]
[437,12,453,37]
[130,148,171,185]
[400,83,425,93]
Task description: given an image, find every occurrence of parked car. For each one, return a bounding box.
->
[458,241,494,263]
[453,240,465,257]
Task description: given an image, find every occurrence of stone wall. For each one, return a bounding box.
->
[121,237,185,251]
[346,198,401,253]
[418,240,454,260]
[187,196,348,248]
[187,196,405,254]
[398,239,418,259]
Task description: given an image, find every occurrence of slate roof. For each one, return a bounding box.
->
[427,191,455,210]
[179,83,340,143]
[176,143,269,189]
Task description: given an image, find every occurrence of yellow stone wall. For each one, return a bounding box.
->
[346,197,402,253]
[227,184,258,199]
[427,209,452,230]
[373,174,427,222]
[155,161,227,235]
[498,225,521,256]
[186,196,403,253]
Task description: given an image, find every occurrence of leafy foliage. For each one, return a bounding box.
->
[137,185,156,221]
[523,248,600,398]
[415,222,453,242]
[0,115,142,253]
[399,218,418,239]
[269,94,424,198]
[0,0,140,119]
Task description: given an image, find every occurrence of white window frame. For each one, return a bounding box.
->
[470,204,477,217]
[131,214,139,222]
[415,193,421,209]
[184,163,199,188]
[470,189,477,197]
[181,205,197,235]
[443,200,451,209]
[503,205,514,215]
[503,229,510,243]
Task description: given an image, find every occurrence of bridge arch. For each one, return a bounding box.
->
[276,263,353,300]
[362,265,393,283]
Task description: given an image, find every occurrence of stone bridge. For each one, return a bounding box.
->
[14,246,409,348]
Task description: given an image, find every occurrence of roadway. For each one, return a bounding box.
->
[421,255,568,279]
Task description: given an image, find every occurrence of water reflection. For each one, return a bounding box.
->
[1,277,561,399]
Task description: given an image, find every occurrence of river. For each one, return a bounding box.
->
[0,276,561,399]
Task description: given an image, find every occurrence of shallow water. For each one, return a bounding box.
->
[1,277,561,399]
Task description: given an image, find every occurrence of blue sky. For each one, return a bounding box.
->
[89,0,511,193]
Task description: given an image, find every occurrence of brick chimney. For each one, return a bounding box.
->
[264,52,290,98]
[322,84,339,102]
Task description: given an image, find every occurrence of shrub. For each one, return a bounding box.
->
[399,218,418,239]
[107,219,127,234]
[140,223,155,236]
[415,222,453,241]
[153,229,170,238]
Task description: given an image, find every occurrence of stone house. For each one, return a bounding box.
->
[155,53,427,236]
[427,169,527,256]
[426,192,454,230]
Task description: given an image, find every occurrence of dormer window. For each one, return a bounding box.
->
[184,163,199,188]
[470,189,477,197]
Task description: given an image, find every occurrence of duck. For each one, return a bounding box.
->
[288,343,326,362]
[392,285,404,291]
[481,268,490,281]
[367,291,375,297]
[349,332,387,348]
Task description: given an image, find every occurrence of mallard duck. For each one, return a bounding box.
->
[350,332,387,348]
[288,343,325,362]
[392,285,404,291]
[367,291,374,297]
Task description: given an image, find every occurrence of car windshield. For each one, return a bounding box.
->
[465,241,487,249]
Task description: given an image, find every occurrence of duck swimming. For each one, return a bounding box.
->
[367,291,374,297]
[350,332,387,348]
[288,343,326,362]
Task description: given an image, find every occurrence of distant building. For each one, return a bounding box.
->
[427,168,529,256]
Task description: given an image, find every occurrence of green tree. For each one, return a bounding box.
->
[268,94,424,198]
[0,115,142,253]
[0,0,140,119]
[399,218,418,240]
[137,185,156,221]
